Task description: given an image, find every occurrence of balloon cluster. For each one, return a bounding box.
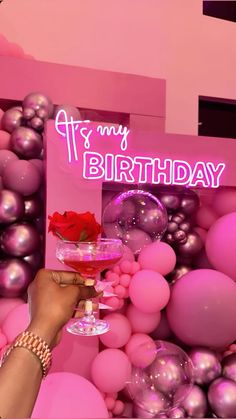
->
[0,92,53,298]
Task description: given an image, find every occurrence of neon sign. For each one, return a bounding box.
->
[55,110,225,188]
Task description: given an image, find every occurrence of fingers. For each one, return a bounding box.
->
[79,286,102,300]
[41,269,85,285]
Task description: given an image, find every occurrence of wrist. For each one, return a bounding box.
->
[26,321,58,349]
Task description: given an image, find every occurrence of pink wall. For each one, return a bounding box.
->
[0,0,236,135]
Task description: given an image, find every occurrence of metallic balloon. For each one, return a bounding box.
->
[0,222,40,256]
[0,189,24,223]
[24,195,42,219]
[180,385,207,418]
[172,214,185,225]
[29,116,44,131]
[168,265,192,285]
[188,347,221,385]
[178,232,203,256]
[168,407,186,418]
[179,221,191,233]
[165,233,175,244]
[23,252,42,271]
[159,194,181,211]
[167,222,178,233]
[222,353,236,382]
[0,149,19,176]
[174,230,187,243]
[1,107,23,133]
[208,378,236,418]
[10,126,42,159]
[180,192,199,215]
[133,388,168,416]
[23,107,35,120]
[23,92,53,120]
[54,104,81,121]
[133,403,156,418]
[0,258,32,297]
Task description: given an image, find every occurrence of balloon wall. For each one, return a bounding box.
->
[0,89,236,417]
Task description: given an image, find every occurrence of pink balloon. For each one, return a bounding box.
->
[129,270,170,313]
[2,303,30,342]
[0,109,4,128]
[3,160,41,196]
[125,333,156,367]
[0,297,24,325]
[29,159,44,175]
[103,222,123,240]
[91,349,131,393]
[0,130,10,149]
[213,187,236,216]
[138,242,176,276]
[118,245,135,264]
[193,226,207,244]
[100,313,132,348]
[151,311,172,340]
[0,149,18,176]
[195,205,218,230]
[206,212,236,281]
[32,372,108,418]
[123,229,152,255]
[167,269,236,348]
[126,303,161,334]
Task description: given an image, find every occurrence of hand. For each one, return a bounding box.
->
[27,269,99,347]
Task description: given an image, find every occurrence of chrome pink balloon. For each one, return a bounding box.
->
[10,127,42,158]
[180,192,199,215]
[1,107,23,133]
[159,193,181,211]
[0,149,18,176]
[168,407,186,418]
[208,378,236,418]
[133,389,168,417]
[0,189,24,223]
[178,232,203,256]
[23,252,42,271]
[2,160,41,196]
[188,347,221,385]
[168,265,192,285]
[29,159,44,175]
[24,195,42,219]
[0,223,40,256]
[0,258,32,297]
[23,93,53,121]
[222,353,236,382]
[180,385,207,418]
[29,117,44,131]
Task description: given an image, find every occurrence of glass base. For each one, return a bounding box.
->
[66,317,110,336]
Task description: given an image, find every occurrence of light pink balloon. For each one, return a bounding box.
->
[125,333,156,367]
[138,242,176,276]
[32,372,108,418]
[3,160,41,196]
[0,131,10,150]
[151,311,172,340]
[118,245,135,264]
[0,297,24,325]
[123,229,152,255]
[167,269,236,348]
[126,303,161,334]
[0,149,18,176]
[100,313,132,348]
[195,205,218,230]
[206,212,236,281]
[213,187,236,216]
[129,270,170,313]
[91,349,131,393]
[2,303,30,342]
[193,227,207,244]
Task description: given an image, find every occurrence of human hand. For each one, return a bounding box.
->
[27,269,99,347]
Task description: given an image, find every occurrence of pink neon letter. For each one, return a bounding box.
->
[189,162,210,187]
[134,157,153,183]
[173,160,191,185]
[152,158,172,184]
[115,155,134,182]
[83,152,104,179]
[206,162,225,188]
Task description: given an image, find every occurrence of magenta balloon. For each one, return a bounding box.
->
[24,195,42,219]
[1,107,23,133]
[0,149,18,176]
[195,205,218,230]
[206,212,236,281]
[0,222,40,256]
[213,187,236,216]
[180,385,207,418]
[208,378,236,418]
[167,269,236,348]
[0,189,24,223]
[23,93,53,120]
[10,127,42,158]
[151,311,172,340]
[188,347,221,385]
[0,259,32,298]
[0,130,11,149]
[222,353,236,382]
[2,160,41,196]
[29,159,44,175]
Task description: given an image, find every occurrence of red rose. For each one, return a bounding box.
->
[48,211,101,242]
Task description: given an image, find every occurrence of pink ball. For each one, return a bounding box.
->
[113,400,125,416]
[105,297,121,311]
[195,206,218,230]
[3,160,41,196]
[0,109,4,128]
[0,130,10,149]
[130,261,141,274]
[206,212,236,280]
[105,396,116,411]
[2,303,30,342]
[213,187,236,216]
[151,311,172,340]
[126,303,161,334]
[123,228,152,255]
[129,270,170,313]
[118,245,135,264]
[193,227,207,244]
[0,149,18,176]
[29,159,44,175]
[120,274,131,288]
[32,372,108,418]
[120,260,132,274]
[114,285,126,298]
[125,333,156,367]
[0,332,7,348]
[100,313,132,348]
[0,297,24,325]
[167,269,236,348]
[91,349,131,393]
[138,242,176,276]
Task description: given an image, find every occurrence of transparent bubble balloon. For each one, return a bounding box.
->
[102,190,168,255]
[126,340,193,416]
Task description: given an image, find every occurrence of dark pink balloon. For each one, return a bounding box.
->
[3,160,41,196]
[24,195,42,219]
[1,107,23,133]
[0,259,32,298]
[0,130,11,150]
[0,189,24,223]
[0,149,18,176]
[54,104,81,121]
[23,93,53,121]
[0,222,40,256]
[29,159,44,176]
[167,269,236,348]
[10,127,42,158]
